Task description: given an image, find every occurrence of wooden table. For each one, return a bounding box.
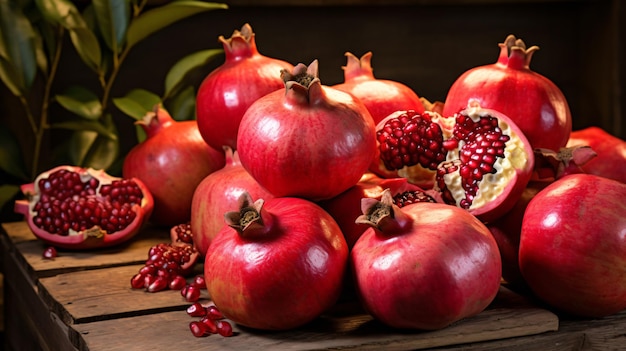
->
[1,220,625,351]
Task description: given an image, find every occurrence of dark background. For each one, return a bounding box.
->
[1,0,623,175]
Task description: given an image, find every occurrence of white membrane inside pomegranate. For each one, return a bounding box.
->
[440,105,529,210]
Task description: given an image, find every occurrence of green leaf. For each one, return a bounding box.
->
[55,85,102,120]
[93,0,130,53]
[126,1,227,50]
[80,114,119,170]
[35,0,102,71]
[0,127,28,180]
[165,85,196,121]
[0,55,23,96]
[49,120,118,140]
[112,88,161,120]
[163,48,222,99]
[68,26,102,72]
[0,0,39,95]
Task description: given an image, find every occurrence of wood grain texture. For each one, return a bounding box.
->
[69,286,558,351]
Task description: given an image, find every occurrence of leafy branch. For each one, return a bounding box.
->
[0,0,227,219]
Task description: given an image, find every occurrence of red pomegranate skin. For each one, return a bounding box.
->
[123,108,225,227]
[333,51,425,125]
[352,201,502,330]
[442,35,571,152]
[190,148,274,257]
[519,174,626,317]
[204,195,348,331]
[195,23,293,151]
[566,126,626,183]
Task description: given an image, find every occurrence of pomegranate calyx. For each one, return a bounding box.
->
[281,60,320,89]
[135,104,174,138]
[498,34,539,70]
[219,23,256,58]
[533,145,597,180]
[342,51,375,81]
[356,189,413,235]
[224,192,272,238]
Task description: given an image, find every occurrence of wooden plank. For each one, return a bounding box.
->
[2,221,170,278]
[38,264,204,325]
[68,286,558,351]
[2,245,79,351]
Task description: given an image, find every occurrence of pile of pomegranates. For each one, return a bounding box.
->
[13,26,626,338]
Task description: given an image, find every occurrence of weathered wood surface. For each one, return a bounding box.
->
[2,220,565,351]
[68,286,558,351]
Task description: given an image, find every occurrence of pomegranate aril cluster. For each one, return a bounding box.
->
[377,110,447,171]
[393,190,436,207]
[130,243,198,293]
[32,169,144,235]
[187,303,234,337]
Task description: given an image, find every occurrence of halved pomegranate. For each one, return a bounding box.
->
[376,101,534,222]
[14,165,153,250]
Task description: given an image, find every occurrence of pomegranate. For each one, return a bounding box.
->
[442,34,572,152]
[318,172,441,249]
[333,51,425,125]
[195,23,293,151]
[351,189,501,330]
[190,147,274,257]
[376,101,534,222]
[519,174,626,317]
[566,126,626,183]
[123,105,225,227]
[204,192,348,330]
[237,60,377,201]
[14,165,153,250]
[488,146,598,287]
[130,223,199,293]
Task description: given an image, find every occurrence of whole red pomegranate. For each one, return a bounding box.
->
[566,126,626,183]
[123,106,225,227]
[519,174,626,317]
[375,101,534,222]
[333,51,425,125]
[488,146,598,288]
[443,34,572,152]
[204,192,348,330]
[195,23,293,151]
[236,60,377,201]
[190,147,274,257]
[318,173,441,249]
[14,165,153,250]
[351,189,501,330]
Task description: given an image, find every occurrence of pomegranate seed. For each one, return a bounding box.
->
[216,320,233,337]
[184,284,201,302]
[147,276,168,293]
[191,275,206,288]
[200,316,218,334]
[130,273,145,289]
[186,302,207,317]
[169,275,187,290]
[189,321,209,337]
[42,246,57,259]
[206,305,223,320]
[393,190,436,207]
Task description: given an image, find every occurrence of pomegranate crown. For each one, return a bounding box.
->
[219,23,257,58]
[497,34,540,69]
[342,51,375,80]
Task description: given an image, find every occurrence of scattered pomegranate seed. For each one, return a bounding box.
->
[191,275,206,288]
[186,302,207,317]
[169,275,187,290]
[206,305,223,320]
[42,246,57,259]
[216,320,234,337]
[130,273,145,289]
[200,316,218,333]
[183,284,201,302]
[189,321,210,337]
